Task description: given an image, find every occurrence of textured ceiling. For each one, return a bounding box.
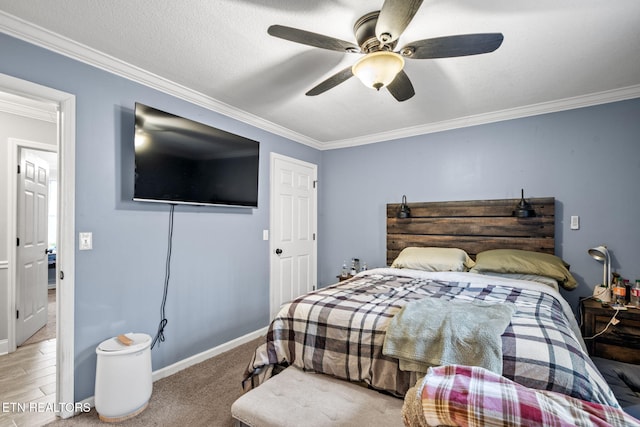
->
[1,0,639,149]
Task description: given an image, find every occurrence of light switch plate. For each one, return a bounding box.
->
[570,216,579,230]
[79,232,92,250]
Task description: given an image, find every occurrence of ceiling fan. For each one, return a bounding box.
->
[268,0,504,102]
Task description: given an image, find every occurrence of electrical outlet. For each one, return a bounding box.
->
[570,216,579,230]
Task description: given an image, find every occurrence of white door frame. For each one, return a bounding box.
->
[269,152,318,319]
[1,73,76,419]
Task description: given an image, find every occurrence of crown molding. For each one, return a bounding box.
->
[0,11,323,150]
[2,11,638,152]
[0,91,57,122]
[322,84,640,150]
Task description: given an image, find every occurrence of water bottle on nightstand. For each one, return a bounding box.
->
[349,259,358,276]
[612,275,627,307]
[631,280,640,308]
[341,260,349,279]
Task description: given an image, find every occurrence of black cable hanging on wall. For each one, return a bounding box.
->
[151,203,176,349]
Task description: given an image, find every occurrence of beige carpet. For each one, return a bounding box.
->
[22,288,56,346]
[46,336,264,427]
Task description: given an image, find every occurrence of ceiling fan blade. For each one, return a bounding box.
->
[387,70,415,102]
[402,33,504,59]
[268,25,360,53]
[306,66,354,96]
[376,0,424,44]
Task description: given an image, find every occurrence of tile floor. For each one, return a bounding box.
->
[0,339,57,426]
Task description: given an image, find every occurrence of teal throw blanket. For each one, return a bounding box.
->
[383,298,516,375]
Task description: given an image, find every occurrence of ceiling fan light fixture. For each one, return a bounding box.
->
[352,51,404,91]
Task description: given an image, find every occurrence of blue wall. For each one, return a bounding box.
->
[0,33,321,401]
[3,30,640,403]
[319,98,640,316]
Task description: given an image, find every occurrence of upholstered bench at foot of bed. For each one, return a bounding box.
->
[231,366,404,427]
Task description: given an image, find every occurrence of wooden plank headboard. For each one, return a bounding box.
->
[386,197,555,265]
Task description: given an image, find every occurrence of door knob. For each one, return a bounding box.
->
[275,248,283,255]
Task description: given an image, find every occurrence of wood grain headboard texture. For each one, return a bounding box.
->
[386,197,555,266]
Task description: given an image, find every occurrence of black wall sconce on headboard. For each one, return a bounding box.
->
[512,189,536,218]
[397,195,411,218]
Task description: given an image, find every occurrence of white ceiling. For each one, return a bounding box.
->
[1,0,639,150]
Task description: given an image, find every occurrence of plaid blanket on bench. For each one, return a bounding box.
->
[403,365,640,427]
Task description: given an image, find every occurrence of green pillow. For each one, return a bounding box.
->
[473,249,577,290]
[391,247,476,272]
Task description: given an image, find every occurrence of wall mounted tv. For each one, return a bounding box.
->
[133,103,260,208]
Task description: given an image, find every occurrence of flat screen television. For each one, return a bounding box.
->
[133,103,260,207]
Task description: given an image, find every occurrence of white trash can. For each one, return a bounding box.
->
[95,333,152,422]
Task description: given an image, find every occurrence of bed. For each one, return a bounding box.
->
[241,197,636,426]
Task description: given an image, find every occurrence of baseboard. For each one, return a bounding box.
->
[68,326,268,417]
[151,326,268,382]
[0,339,7,355]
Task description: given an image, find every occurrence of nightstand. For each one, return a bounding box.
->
[581,298,640,364]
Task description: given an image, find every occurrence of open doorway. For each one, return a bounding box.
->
[0,73,76,421]
[0,143,58,425]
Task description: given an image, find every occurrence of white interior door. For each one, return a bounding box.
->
[270,154,317,319]
[16,149,49,346]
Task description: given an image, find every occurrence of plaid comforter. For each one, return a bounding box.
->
[244,268,618,407]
